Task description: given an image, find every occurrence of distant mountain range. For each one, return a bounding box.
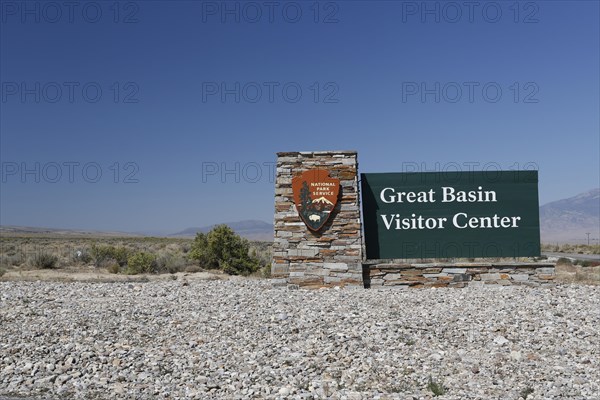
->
[0,225,140,237]
[539,188,600,244]
[170,220,274,241]
[0,221,274,241]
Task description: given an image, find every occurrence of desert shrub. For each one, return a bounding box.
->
[72,249,93,265]
[111,247,129,266]
[260,264,272,278]
[99,258,119,269]
[0,256,12,269]
[556,257,572,265]
[220,257,259,276]
[15,254,25,266]
[0,268,6,277]
[156,252,187,274]
[164,243,183,253]
[91,244,129,267]
[126,251,156,274]
[107,263,120,274]
[427,377,446,396]
[580,260,600,268]
[180,242,191,253]
[31,252,59,269]
[1,254,23,267]
[249,244,272,267]
[184,265,202,273]
[189,233,211,267]
[189,225,262,276]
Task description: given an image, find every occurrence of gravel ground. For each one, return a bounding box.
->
[0,279,598,399]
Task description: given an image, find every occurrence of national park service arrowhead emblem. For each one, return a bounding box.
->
[292,169,340,232]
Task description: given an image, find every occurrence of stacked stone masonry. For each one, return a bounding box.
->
[271,150,556,289]
[365,262,556,289]
[271,151,363,287]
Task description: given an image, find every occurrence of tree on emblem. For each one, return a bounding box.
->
[300,181,312,209]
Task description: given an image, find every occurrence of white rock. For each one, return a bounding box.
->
[494,335,510,346]
[0,280,597,399]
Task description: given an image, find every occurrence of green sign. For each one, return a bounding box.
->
[361,171,540,259]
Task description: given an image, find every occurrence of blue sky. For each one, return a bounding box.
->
[1,0,599,234]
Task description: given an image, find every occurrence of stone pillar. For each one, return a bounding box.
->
[271,151,363,287]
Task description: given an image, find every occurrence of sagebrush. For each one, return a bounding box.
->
[189,225,263,276]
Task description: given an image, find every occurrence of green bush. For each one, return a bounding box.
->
[260,264,272,278]
[111,246,129,266]
[0,256,11,269]
[107,263,120,274]
[556,257,572,265]
[31,253,59,269]
[156,253,187,274]
[72,249,93,265]
[189,232,211,267]
[91,244,129,267]
[180,242,191,253]
[580,260,600,268]
[2,254,23,267]
[126,251,156,274]
[189,225,262,276]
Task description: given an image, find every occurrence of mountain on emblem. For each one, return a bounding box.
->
[312,196,334,205]
[292,169,340,232]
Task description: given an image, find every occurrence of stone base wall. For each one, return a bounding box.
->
[364,262,556,288]
[271,151,363,288]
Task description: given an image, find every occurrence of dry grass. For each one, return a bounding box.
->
[542,243,600,255]
[555,263,600,285]
[0,234,272,279]
[4,234,597,285]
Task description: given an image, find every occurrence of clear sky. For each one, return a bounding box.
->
[1,0,599,234]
